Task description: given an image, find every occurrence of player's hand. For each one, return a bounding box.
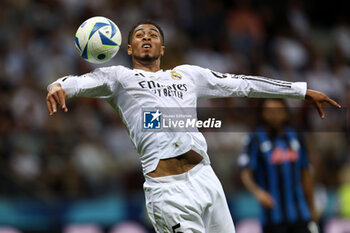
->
[255,189,275,209]
[310,207,319,222]
[46,83,68,115]
[305,89,341,119]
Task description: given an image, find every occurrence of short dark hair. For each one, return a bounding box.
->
[128,20,165,45]
[257,98,290,126]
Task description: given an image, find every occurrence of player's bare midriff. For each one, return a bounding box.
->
[147,150,203,178]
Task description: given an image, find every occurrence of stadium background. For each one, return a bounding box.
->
[0,0,349,232]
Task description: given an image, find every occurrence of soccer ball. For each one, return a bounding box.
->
[74,16,122,64]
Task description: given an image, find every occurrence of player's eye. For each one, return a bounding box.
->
[150,33,158,38]
[135,33,143,38]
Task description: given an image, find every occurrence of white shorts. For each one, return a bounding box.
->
[143,161,236,233]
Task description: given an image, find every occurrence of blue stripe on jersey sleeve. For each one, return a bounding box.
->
[298,136,309,168]
[247,134,259,170]
[286,129,309,169]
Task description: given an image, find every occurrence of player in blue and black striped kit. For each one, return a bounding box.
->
[239,99,318,233]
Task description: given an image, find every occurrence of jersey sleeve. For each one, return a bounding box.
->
[298,134,310,169]
[47,66,121,99]
[188,66,307,99]
[238,133,259,170]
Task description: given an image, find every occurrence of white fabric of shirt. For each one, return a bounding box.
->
[48,65,307,175]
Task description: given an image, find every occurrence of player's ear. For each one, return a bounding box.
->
[161,45,165,56]
[127,44,132,55]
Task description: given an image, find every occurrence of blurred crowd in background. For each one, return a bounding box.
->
[0,0,349,232]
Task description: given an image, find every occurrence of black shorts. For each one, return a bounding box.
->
[263,221,318,233]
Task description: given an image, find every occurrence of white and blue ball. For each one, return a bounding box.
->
[75,16,122,64]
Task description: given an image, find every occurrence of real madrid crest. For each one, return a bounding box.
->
[170,71,182,80]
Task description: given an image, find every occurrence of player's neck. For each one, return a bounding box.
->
[132,59,161,72]
[265,125,284,136]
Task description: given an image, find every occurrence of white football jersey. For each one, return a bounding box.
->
[48,65,307,175]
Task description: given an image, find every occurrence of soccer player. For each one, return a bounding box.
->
[46,20,340,233]
[239,99,319,233]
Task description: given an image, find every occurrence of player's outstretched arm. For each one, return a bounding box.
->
[305,89,341,119]
[46,83,68,115]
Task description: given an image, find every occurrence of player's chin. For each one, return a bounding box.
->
[136,54,159,62]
